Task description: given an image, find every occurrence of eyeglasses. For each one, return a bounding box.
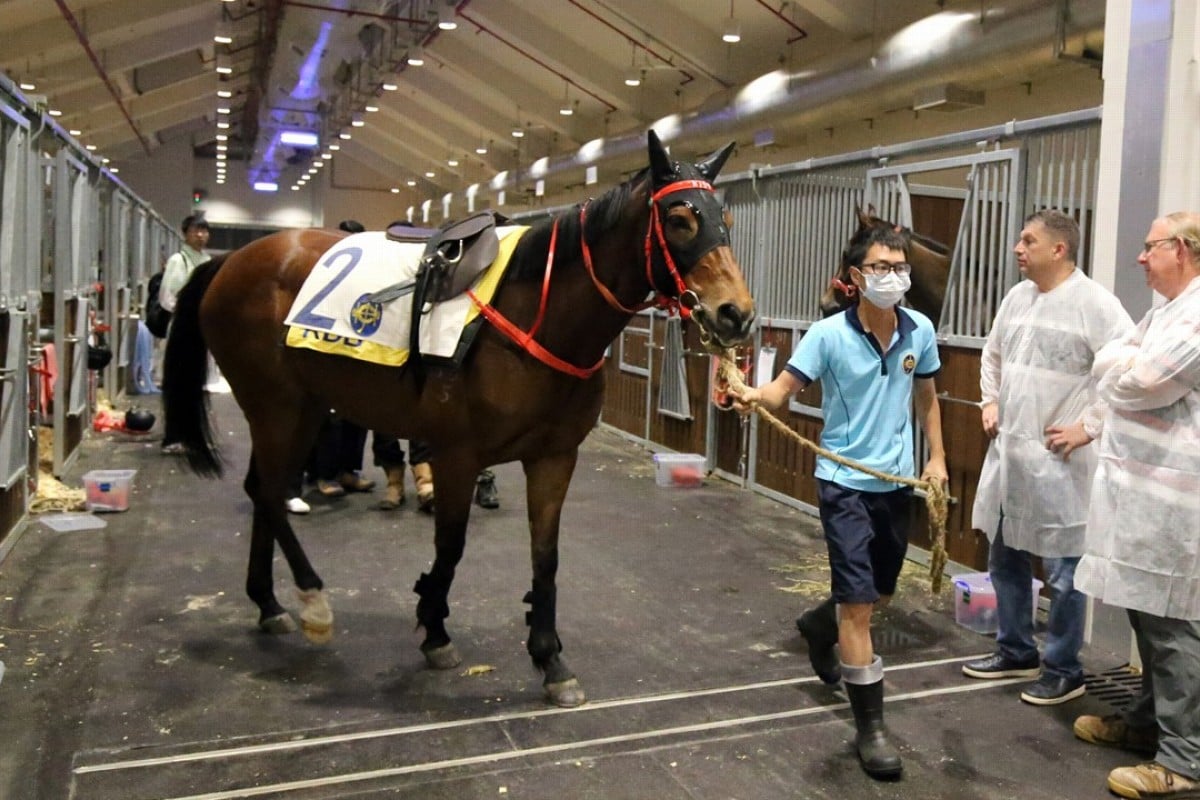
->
[857,261,912,276]
[1142,237,1177,254]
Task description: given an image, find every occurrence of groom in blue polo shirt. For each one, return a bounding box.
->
[734,222,947,780]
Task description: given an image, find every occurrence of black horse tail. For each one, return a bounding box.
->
[162,256,227,479]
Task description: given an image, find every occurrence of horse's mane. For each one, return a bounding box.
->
[504,168,649,283]
[907,228,950,256]
[860,214,951,257]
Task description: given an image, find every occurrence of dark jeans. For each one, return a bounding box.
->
[372,434,432,469]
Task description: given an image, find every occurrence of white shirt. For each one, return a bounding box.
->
[1075,275,1200,619]
[159,243,210,313]
[971,270,1132,557]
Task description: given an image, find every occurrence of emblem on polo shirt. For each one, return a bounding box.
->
[902,353,916,374]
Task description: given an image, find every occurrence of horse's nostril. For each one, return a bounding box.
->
[717,302,743,328]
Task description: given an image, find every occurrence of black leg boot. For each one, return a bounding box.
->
[796,597,841,684]
[844,658,902,780]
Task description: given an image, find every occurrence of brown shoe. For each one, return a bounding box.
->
[338,471,375,493]
[1075,714,1158,756]
[1107,763,1200,799]
[316,479,345,498]
[378,466,405,510]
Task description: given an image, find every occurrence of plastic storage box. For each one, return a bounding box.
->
[82,469,137,512]
[653,453,706,488]
[952,572,1044,634]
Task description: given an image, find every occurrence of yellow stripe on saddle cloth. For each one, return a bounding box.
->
[283,226,529,366]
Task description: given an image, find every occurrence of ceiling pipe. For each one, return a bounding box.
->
[491,0,1104,193]
[52,0,152,155]
[281,1,424,24]
[753,0,808,43]
[457,7,618,113]
[564,0,699,88]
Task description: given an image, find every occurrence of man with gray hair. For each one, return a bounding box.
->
[1073,211,1200,799]
[963,209,1132,706]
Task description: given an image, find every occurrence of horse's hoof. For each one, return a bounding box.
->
[423,643,461,670]
[259,612,297,635]
[544,678,586,708]
[297,588,333,645]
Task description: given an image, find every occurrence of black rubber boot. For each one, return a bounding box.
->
[796,597,841,684]
[844,678,903,780]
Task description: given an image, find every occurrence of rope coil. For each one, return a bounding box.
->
[716,350,949,594]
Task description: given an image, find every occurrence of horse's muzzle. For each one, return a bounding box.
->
[695,303,756,350]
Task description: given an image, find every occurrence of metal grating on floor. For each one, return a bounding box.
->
[1084,664,1142,710]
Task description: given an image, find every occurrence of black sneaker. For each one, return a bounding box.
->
[1020,674,1086,705]
[474,469,499,509]
[961,653,1041,679]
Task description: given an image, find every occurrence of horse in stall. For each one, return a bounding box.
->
[819,206,952,323]
[161,130,756,707]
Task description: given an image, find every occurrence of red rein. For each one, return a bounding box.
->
[469,179,716,379]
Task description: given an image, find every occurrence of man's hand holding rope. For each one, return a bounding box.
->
[719,350,951,594]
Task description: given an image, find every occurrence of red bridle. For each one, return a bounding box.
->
[469,179,718,379]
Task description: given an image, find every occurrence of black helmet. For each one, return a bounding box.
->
[87,344,112,370]
[124,407,156,432]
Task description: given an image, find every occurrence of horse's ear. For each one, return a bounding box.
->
[696,141,735,182]
[647,129,674,184]
[856,206,872,229]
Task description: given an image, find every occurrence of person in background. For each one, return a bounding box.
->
[1073,211,1200,799]
[962,210,1132,706]
[732,222,946,780]
[160,215,211,454]
[286,220,376,512]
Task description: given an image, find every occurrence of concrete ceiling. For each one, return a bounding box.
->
[1,0,1104,206]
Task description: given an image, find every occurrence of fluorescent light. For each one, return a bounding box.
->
[447,158,459,167]
[48,109,62,117]
[217,89,232,98]
[217,106,230,114]
[364,104,378,112]
[390,187,400,193]
[69,129,81,136]
[213,34,232,44]
[723,18,741,43]
[407,51,425,67]
[624,70,641,87]
[438,18,458,31]
[351,112,364,127]
[382,82,398,91]
[19,82,35,91]
[339,131,352,140]
[217,121,230,129]
[280,130,319,147]
[253,181,278,192]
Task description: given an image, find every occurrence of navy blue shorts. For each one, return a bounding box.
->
[817,479,913,605]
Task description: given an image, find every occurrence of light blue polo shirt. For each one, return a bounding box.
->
[786,307,941,492]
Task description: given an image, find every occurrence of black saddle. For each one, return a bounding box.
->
[366,211,500,372]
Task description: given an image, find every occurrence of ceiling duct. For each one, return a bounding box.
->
[496,0,1105,191]
[912,83,985,112]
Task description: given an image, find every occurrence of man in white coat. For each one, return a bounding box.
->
[1073,211,1200,799]
[962,210,1132,706]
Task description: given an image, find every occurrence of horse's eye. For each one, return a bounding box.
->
[665,206,698,236]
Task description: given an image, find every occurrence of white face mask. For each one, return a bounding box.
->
[860,271,911,309]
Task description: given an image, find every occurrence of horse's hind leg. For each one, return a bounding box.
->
[243,404,331,641]
[522,451,585,708]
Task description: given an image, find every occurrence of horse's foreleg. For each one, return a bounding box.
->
[523,451,585,708]
[415,459,475,670]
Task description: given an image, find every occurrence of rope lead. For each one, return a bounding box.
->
[716,350,950,595]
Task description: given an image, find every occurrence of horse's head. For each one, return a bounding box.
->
[642,129,756,349]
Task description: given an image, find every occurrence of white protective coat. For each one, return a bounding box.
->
[1075,276,1200,620]
[972,270,1133,557]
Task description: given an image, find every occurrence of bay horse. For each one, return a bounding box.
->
[161,130,756,707]
[819,206,952,323]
